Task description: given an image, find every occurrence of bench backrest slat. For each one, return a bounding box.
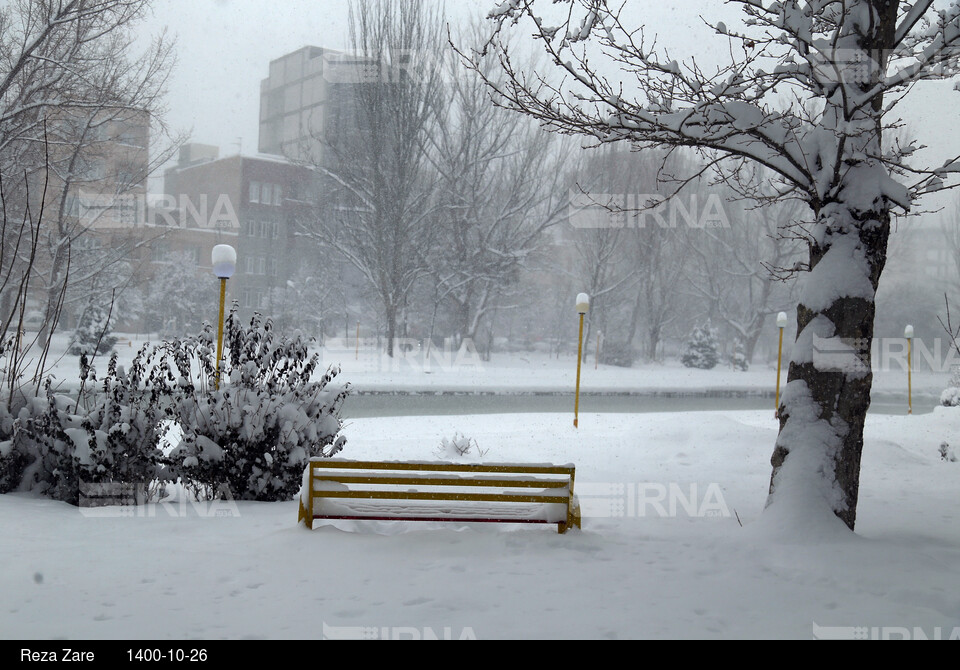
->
[317,490,569,504]
[315,474,571,488]
[309,459,575,477]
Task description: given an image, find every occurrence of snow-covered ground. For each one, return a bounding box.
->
[2,405,958,640]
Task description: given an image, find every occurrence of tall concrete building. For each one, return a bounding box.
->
[258,46,382,164]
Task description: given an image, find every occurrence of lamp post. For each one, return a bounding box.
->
[775,311,788,419]
[905,324,914,415]
[211,244,237,390]
[574,293,590,428]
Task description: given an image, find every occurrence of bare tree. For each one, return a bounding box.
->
[578,147,706,361]
[939,194,960,295]
[685,189,803,364]
[567,220,637,362]
[1,1,179,341]
[625,222,689,362]
[428,27,573,351]
[472,0,960,531]
[303,0,446,357]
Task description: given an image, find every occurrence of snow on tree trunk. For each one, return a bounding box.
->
[768,2,900,531]
[771,202,890,530]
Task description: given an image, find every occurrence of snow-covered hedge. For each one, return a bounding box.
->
[0,310,350,505]
[164,309,348,502]
[940,387,960,407]
[600,341,635,368]
[3,349,171,504]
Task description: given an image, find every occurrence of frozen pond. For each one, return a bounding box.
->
[342,390,932,419]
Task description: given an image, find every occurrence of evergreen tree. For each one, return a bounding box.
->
[730,338,749,372]
[681,322,719,370]
[69,299,116,356]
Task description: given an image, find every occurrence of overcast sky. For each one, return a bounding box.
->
[140,0,960,216]
[141,0,487,157]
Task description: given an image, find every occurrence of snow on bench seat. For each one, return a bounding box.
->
[298,459,581,534]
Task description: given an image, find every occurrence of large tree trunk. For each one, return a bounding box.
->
[768,203,891,531]
[768,0,898,532]
[385,304,397,358]
[647,323,661,363]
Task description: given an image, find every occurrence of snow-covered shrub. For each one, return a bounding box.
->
[940,387,960,407]
[10,386,84,503]
[165,308,349,502]
[10,350,171,504]
[730,339,749,371]
[600,341,635,368]
[681,322,720,370]
[68,299,117,356]
[0,394,29,494]
[436,432,486,459]
[940,442,957,462]
[77,349,172,488]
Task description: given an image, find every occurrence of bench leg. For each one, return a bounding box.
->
[298,497,313,530]
[559,497,582,534]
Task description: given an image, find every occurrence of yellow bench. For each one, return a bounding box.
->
[299,459,582,534]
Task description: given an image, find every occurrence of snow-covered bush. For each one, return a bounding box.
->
[730,339,749,372]
[600,341,635,368]
[0,393,31,494]
[77,349,172,488]
[940,442,957,463]
[681,322,720,370]
[68,299,117,356]
[436,432,486,459]
[9,386,85,503]
[8,349,171,504]
[165,308,349,502]
[940,387,960,407]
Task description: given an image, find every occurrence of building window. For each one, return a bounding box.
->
[116,129,145,148]
[151,243,168,263]
[243,256,268,275]
[249,181,261,204]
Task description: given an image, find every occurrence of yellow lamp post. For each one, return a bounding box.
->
[574,293,590,428]
[775,311,788,419]
[211,244,237,390]
[905,324,914,415]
